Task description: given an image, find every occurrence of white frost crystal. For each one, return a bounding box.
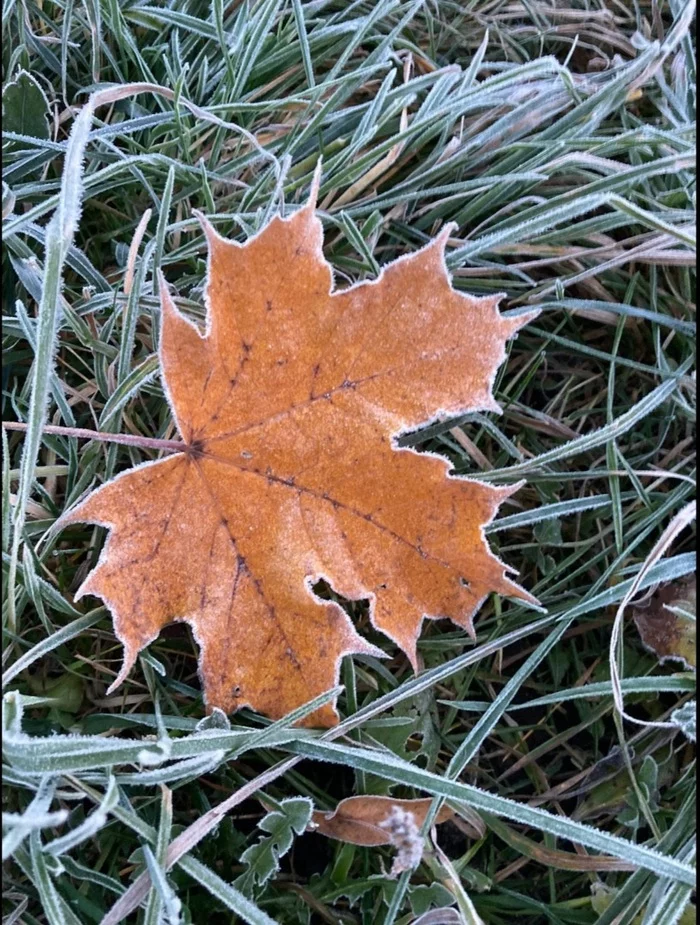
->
[379,805,424,877]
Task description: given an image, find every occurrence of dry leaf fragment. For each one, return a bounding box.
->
[61,165,538,726]
[310,796,454,847]
[633,575,696,670]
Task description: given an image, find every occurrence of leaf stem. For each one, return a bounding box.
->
[2,422,186,454]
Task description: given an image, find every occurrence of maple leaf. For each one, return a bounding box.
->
[61,166,538,727]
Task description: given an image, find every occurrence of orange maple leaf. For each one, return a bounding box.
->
[62,168,538,726]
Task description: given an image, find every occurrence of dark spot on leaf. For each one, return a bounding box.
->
[187,439,206,459]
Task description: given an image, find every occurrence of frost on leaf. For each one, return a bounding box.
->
[633,575,696,670]
[61,165,538,727]
[311,797,454,878]
[310,795,453,848]
[235,797,312,896]
[671,700,696,743]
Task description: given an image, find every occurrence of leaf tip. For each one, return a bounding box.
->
[193,208,222,249]
[158,274,179,319]
[105,641,140,696]
[464,616,477,642]
[437,221,459,244]
[504,308,540,337]
[503,577,543,611]
[494,480,527,503]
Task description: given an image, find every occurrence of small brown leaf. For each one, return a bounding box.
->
[310,796,454,847]
[633,575,696,670]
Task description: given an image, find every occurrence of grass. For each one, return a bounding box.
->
[1,1,696,923]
